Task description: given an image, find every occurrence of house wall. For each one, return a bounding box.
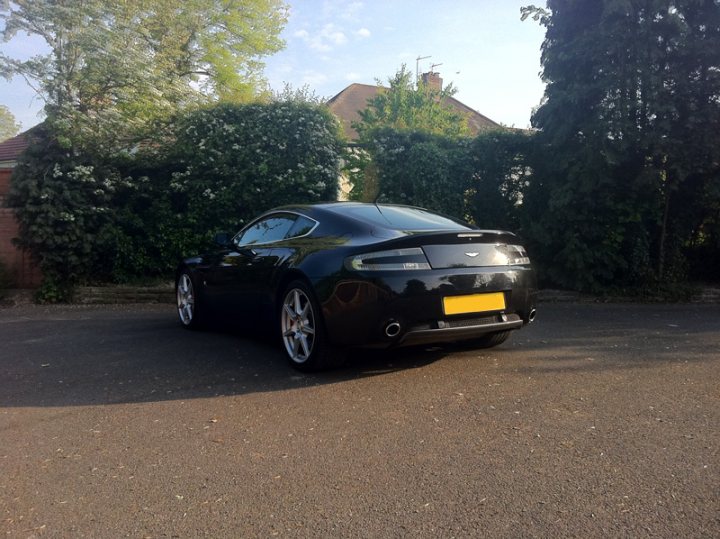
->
[0,166,41,287]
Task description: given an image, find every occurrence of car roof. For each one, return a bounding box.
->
[272,202,470,231]
[274,201,448,216]
[263,202,514,236]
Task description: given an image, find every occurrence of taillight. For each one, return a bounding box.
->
[498,245,531,265]
[345,247,431,271]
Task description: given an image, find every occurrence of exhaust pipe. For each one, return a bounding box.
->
[385,321,401,338]
[528,309,537,323]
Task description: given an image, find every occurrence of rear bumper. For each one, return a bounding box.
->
[398,318,524,347]
[315,265,537,348]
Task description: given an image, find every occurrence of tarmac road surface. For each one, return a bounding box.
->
[1,302,719,538]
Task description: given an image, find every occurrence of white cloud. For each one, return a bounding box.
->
[296,23,348,52]
[345,72,360,81]
[355,28,371,38]
[322,24,348,46]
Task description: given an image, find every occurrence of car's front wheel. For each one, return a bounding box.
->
[280,280,341,371]
[176,270,204,329]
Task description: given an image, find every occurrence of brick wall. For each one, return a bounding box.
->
[0,167,41,287]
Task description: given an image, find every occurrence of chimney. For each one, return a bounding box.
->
[421,71,443,91]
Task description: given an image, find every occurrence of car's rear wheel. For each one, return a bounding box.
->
[176,270,203,329]
[280,280,342,371]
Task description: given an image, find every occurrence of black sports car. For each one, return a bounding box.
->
[176,202,537,370]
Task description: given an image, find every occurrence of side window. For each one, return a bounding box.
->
[286,215,316,239]
[235,215,296,246]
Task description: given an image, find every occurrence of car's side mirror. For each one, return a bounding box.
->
[214,232,232,247]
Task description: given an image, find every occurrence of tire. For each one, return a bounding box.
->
[279,280,344,371]
[466,330,512,349]
[176,270,204,330]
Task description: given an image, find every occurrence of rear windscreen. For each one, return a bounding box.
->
[344,205,471,231]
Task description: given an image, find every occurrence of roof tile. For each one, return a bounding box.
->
[0,131,30,162]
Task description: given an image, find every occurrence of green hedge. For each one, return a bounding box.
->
[349,127,531,230]
[356,128,471,217]
[8,102,344,298]
[111,102,344,281]
[8,105,719,298]
[169,102,342,234]
[348,127,720,292]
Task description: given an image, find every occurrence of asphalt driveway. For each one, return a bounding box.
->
[1,302,718,537]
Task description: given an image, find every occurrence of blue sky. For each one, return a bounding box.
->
[1,0,547,131]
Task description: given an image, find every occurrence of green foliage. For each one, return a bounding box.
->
[353,65,471,139]
[522,0,720,290]
[7,102,343,298]
[163,0,288,102]
[356,128,471,217]
[0,0,288,154]
[107,167,192,281]
[100,100,341,281]
[271,83,326,105]
[349,127,535,232]
[35,274,75,304]
[168,102,343,237]
[347,65,474,203]
[113,101,343,279]
[7,126,126,291]
[0,105,20,142]
[466,130,534,232]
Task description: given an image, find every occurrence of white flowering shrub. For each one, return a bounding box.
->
[170,102,343,235]
[8,104,344,298]
[110,102,343,282]
[8,126,128,300]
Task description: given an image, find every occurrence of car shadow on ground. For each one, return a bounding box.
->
[2,303,718,408]
[0,311,449,408]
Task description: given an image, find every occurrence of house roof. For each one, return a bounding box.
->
[0,130,31,163]
[326,83,501,140]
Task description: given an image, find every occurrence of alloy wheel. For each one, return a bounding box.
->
[281,287,316,363]
[177,273,195,325]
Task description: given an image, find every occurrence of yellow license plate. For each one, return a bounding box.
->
[443,292,506,315]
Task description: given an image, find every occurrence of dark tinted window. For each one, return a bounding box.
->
[286,215,317,238]
[236,215,296,245]
[343,205,470,231]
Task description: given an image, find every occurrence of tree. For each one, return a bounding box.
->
[353,65,471,139]
[0,0,288,152]
[347,65,472,201]
[521,0,720,289]
[466,129,534,232]
[0,105,20,141]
